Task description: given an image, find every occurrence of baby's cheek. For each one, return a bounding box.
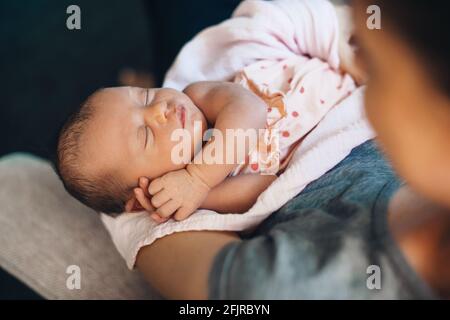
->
[191,118,207,156]
[165,139,191,170]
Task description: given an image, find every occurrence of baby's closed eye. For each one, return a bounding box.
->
[144,126,154,148]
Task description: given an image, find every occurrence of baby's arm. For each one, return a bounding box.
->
[148,81,267,221]
[183,81,267,187]
[202,174,277,213]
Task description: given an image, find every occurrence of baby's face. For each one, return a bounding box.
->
[80,86,207,191]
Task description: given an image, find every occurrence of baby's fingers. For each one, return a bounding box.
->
[139,177,151,197]
[148,177,164,195]
[150,213,169,224]
[151,189,171,208]
[156,199,180,218]
[134,188,155,212]
[174,206,194,221]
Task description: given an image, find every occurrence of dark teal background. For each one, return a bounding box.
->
[0,0,240,299]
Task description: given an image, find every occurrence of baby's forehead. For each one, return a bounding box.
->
[90,87,142,110]
[81,87,137,150]
[89,87,119,106]
[81,86,155,154]
[84,88,124,118]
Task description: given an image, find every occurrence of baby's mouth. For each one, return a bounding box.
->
[176,105,186,128]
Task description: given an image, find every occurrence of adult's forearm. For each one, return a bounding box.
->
[135,230,240,299]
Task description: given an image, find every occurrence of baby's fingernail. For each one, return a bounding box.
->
[150,213,161,221]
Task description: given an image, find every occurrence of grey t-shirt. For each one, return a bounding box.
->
[208,141,436,299]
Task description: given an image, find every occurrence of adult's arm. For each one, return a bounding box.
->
[135,230,239,299]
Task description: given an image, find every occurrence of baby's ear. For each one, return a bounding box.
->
[124,196,145,213]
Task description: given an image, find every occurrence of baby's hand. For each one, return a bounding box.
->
[148,167,211,221]
[134,177,170,224]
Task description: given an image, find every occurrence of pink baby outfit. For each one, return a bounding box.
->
[232,56,356,175]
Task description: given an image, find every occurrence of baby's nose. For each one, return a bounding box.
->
[150,101,168,124]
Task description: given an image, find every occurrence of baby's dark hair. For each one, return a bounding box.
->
[55,92,132,214]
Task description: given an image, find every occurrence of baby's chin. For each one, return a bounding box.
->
[184,105,207,149]
[190,126,207,161]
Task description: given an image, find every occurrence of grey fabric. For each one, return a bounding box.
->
[209,141,436,299]
[0,153,160,299]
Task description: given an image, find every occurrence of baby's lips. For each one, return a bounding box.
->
[175,104,186,128]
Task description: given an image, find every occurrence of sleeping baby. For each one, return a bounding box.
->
[55,2,362,224]
[57,81,276,223]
